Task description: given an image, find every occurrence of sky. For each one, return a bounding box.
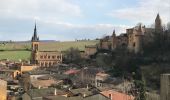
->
[0,0,169,41]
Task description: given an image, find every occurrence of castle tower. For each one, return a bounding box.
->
[155,13,162,32]
[30,23,39,64]
[112,29,117,50]
[134,24,144,54]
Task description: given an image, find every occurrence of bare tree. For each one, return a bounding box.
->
[64,47,81,63]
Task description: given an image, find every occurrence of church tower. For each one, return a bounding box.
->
[155,13,162,32]
[30,23,39,64]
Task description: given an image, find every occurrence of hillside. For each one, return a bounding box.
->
[0,40,99,61]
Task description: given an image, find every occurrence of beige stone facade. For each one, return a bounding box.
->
[99,32,128,51]
[0,79,7,100]
[99,36,112,50]
[127,24,145,53]
[84,45,97,58]
[20,65,38,73]
[36,51,62,67]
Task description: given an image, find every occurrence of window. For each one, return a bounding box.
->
[49,62,52,66]
[52,56,55,59]
[41,62,44,66]
[57,56,60,59]
[45,62,48,67]
[48,56,50,59]
[40,56,43,59]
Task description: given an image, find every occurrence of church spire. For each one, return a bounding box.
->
[155,13,160,21]
[112,29,116,37]
[31,22,39,42]
[138,24,142,32]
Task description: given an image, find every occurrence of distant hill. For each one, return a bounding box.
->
[0,40,58,43]
[39,40,58,42]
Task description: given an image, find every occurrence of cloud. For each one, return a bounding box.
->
[0,0,82,20]
[1,0,167,41]
[0,0,85,41]
[108,0,170,25]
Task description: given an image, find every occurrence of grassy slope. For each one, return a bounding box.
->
[0,40,99,61]
[39,41,98,51]
[0,51,31,61]
[0,42,30,50]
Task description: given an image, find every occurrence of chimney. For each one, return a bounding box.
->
[66,94,69,97]
[109,94,112,99]
[54,88,57,95]
[38,85,41,89]
[83,93,87,98]
[86,84,89,89]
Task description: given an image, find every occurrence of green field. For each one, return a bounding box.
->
[0,51,31,61]
[0,40,99,61]
[38,41,99,51]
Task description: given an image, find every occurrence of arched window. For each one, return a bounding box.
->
[48,56,50,59]
[52,56,55,59]
[45,62,48,67]
[49,62,52,66]
[40,56,43,59]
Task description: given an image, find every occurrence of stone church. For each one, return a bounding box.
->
[30,24,62,67]
[99,14,163,54]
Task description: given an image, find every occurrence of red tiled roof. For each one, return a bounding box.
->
[64,69,80,75]
[101,90,135,100]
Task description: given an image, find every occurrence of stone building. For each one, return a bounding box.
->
[127,24,145,53]
[79,67,103,86]
[20,64,38,74]
[127,14,162,53]
[0,79,7,100]
[160,74,170,100]
[30,23,62,67]
[112,32,128,50]
[99,36,112,50]
[99,30,128,50]
[95,72,110,87]
[98,14,162,54]
[84,45,97,58]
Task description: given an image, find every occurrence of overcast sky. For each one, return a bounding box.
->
[0,0,169,41]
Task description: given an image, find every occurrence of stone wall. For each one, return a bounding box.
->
[160,74,170,100]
